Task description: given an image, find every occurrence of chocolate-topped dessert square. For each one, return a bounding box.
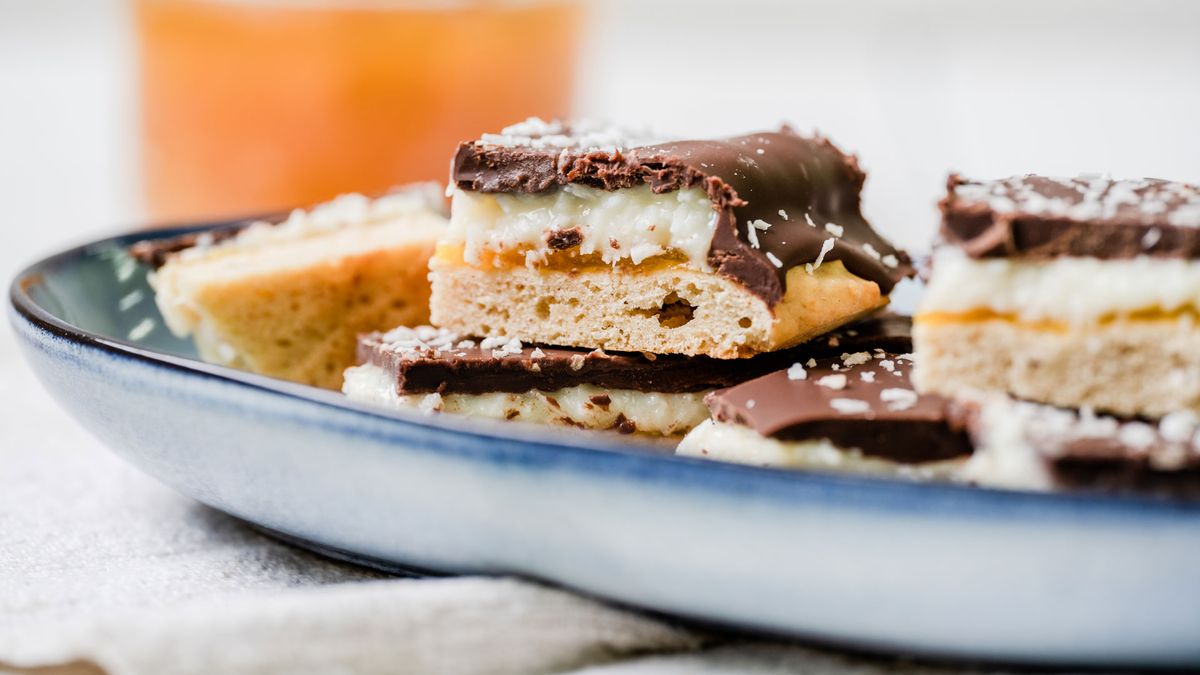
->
[677,342,973,479]
[131,185,447,389]
[342,314,909,437]
[915,174,1200,418]
[955,394,1200,499]
[430,118,912,359]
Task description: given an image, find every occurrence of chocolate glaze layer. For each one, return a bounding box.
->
[815,311,912,355]
[452,124,913,304]
[705,351,971,463]
[359,313,910,396]
[941,174,1200,259]
[1050,461,1200,499]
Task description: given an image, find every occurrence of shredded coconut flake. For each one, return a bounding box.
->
[381,326,528,361]
[746,219,771,249]
[216,342,237,363]
[127,318,155,341]
[765,252,783,268]
[1142,227,1162,249]
[816,374,847,390]
[628,242,664,264]
[829,398,870,415]
[118,289,145,312]
[786,363,807,380]
[490,337,524,358]
[1118,422,1158,450]
[504,337,524,353]
[841,351,872,366]
[478,335,509,350]
[956,175,1200,229]
[811,238,835,271]
[1159,411,1198,443]
[824,223,844,237]
[880,388,919,411]
[477,117,659,153]
[418,393,444,413]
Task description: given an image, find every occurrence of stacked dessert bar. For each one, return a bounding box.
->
[678,174,1200,494]
[916,175,1200,495]
[131,185,447,389]
[677,314,975,477]
[344,119,914,437]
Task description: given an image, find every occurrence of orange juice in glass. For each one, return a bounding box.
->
[133,0,583,222]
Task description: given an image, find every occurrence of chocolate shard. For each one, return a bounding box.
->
[128,227,244,269]
[127,210,291,269]
[940,173,1200,259]
[816,311,912,355]
[358,313,912,396]
[452,122,913,303]
[545,226,584,250]
[704,351,971,464]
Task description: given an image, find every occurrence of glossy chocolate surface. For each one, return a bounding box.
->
[453,123,912,303]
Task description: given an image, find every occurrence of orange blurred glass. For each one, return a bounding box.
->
[133,0,582,222]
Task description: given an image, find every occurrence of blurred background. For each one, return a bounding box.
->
[2,0,1199,282]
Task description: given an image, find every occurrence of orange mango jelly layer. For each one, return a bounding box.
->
[433,242,693,273]
[915,308,1199,332]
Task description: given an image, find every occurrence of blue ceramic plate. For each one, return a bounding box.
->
[10,225,1200,667]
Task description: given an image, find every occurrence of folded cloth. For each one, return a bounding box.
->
[1,342,706,675]
[3,578,703,675]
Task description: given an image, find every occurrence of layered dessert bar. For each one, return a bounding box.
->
[956,394,1200,499]
[915,175,1200,417]
[679,351,1200,494]
[432,118,912,358]
[132,186,446,389]
[677,322,973,478]
[343,315,906,437]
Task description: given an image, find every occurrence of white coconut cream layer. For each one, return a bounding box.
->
[677,420,965,480]
[447,184,718,269]
[343,362,708,437]
[920,248,1200,324]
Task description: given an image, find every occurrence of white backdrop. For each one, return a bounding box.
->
[2,0,1199,278]
[576,0,1200,249]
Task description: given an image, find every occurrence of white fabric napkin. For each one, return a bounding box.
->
[0,332,985,675]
